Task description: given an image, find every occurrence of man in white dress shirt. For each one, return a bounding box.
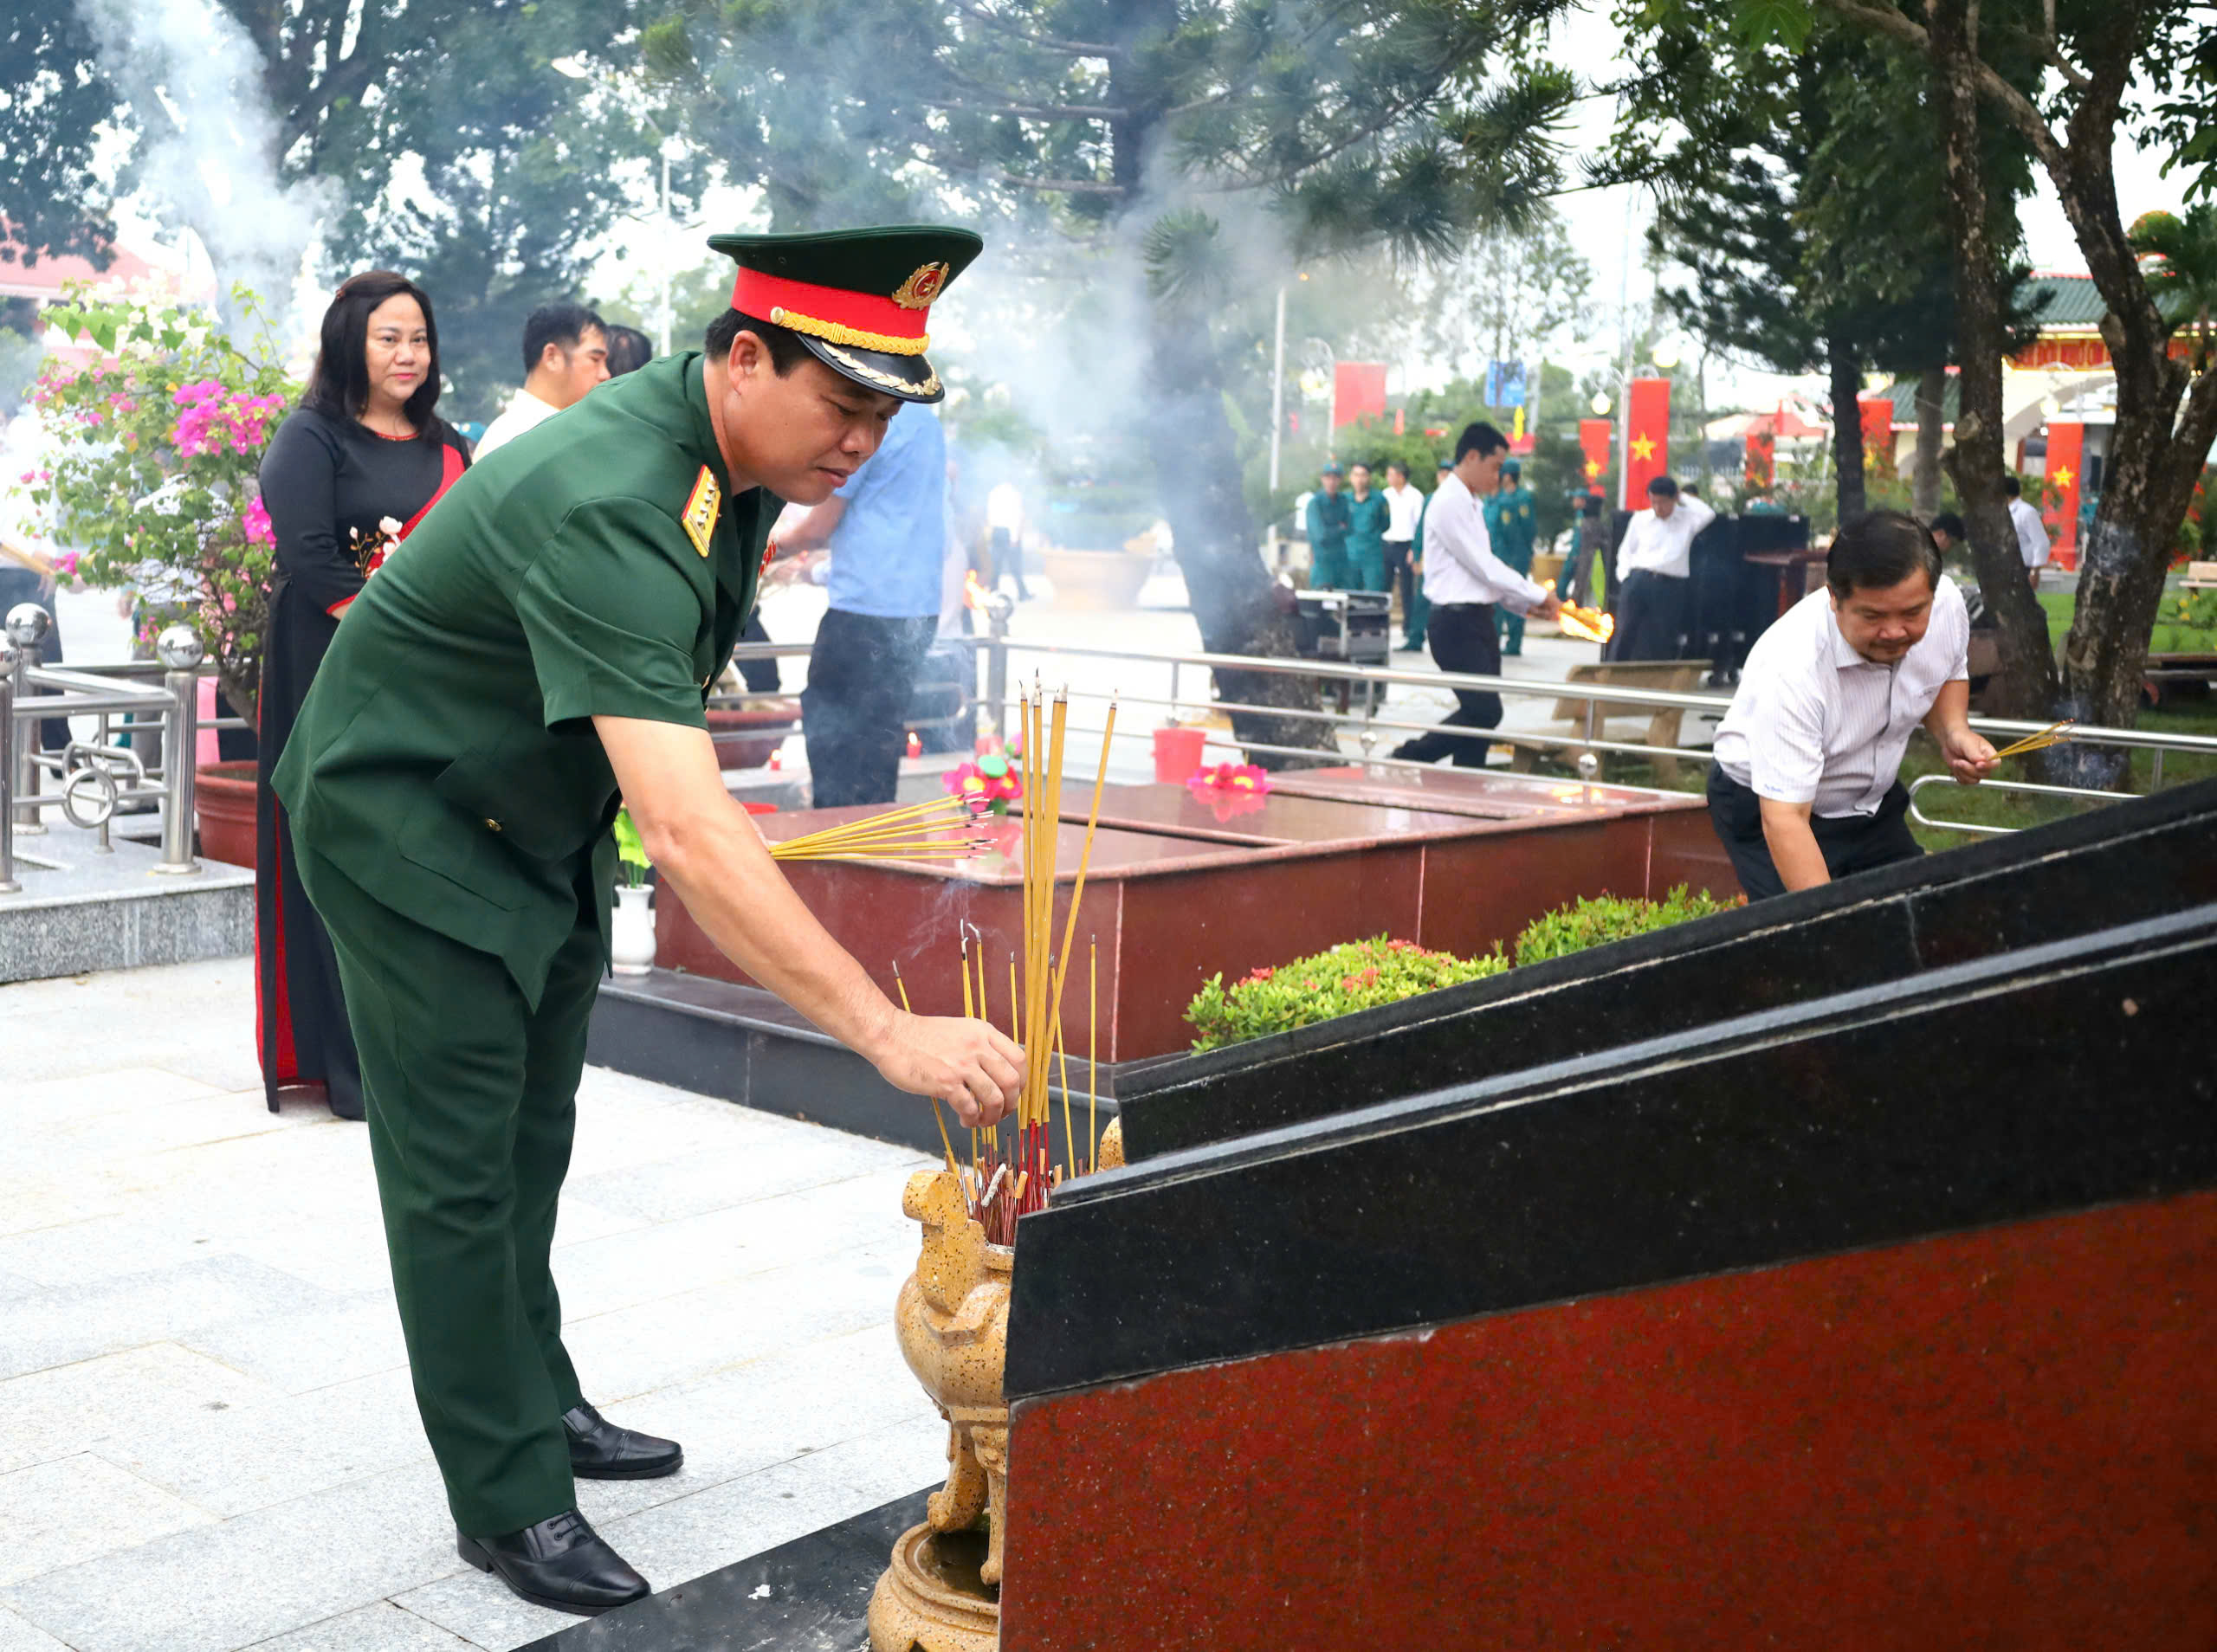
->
[1606,474,1716,661]
[1707,511,1997,899]
[1389,423,1561,766]
[474,303,611,457]
[2003,476,2052,585]
[1380,461,1424,640]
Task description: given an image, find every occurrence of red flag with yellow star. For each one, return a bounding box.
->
[1578,418,1612,494]
[1626,377,1670,503]
[2047,422,2084,567]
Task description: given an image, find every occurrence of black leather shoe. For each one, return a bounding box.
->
[563,1400,683,1480]
[456,1508,648,1617]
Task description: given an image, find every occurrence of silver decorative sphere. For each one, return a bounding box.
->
[4,602,51,647]
[1575,751,1600,782]
[155,625,204,668]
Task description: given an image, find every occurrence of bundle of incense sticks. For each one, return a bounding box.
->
[1988,718,2078,760]
[768,794,991,862]
[921,684,1117,1246]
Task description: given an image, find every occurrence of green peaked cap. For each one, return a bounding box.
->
[708,224,985,405]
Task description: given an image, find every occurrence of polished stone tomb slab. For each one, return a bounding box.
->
[994,900,2217,1649]
[1117,774,2217,1160]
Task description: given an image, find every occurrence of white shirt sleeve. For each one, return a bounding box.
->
[1679,494,1717,537]
[1431,487,1550,611]
[2013,500,2051,567]
[1937,576,1971,681]
[1745,674,1829,805]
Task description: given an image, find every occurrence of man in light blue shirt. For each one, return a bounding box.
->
[784,403,948,804]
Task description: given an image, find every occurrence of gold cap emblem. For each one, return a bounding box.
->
[891,262,949,311]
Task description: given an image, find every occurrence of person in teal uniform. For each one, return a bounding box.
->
[1343,461,1391,591]
[1304,462,1351,589]
[1485,457,1539,655]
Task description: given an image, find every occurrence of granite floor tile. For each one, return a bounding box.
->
[0,1605,72,1651]
[177,1291,410,1395]
[0,1255,340,1382]
[237,1601,475,1652]
[0,1342,283,1475]
[94,1367,434,1519]
[0,1453,219,1587]
[567,1131,921,1225]
[0,1462,466,1652]
[380,1572,581,1652]
[0,1210,223,1290]
[3,1066,223,1130]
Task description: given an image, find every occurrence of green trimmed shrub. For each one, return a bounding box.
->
[1184,936,1508,1053]
[1511,885,1738,967]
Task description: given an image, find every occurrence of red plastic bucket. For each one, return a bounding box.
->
[741,801,778,816]
[1152,726,1207,784]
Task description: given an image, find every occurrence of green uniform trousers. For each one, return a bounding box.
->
[1309,543,1348,590]
[1495,547,1534,655]
[296,840,600,1538]
[1347,550,1389,593]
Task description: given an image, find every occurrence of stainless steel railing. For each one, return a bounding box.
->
[2,603,204,894]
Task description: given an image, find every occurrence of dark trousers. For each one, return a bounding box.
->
[990,527,1029,597]
[1390,603,1501,767]
[300,842,600,1537]
[1705,767,1925,900]
[732,611,779,695]
[1606,570,1689,661]
[803,608,939,808]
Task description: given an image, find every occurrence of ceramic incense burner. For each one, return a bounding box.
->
[869,1169,1012,1652]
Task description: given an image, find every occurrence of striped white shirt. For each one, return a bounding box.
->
[1713,578,1970,817]
[1419,471,1550,610]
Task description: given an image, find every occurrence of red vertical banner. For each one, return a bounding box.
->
[1578,418,1613,493]
[1858,397,1896,477]
[1626,377,1671,504]
[1333,362,1387,429]
[2046,421,2084,569]
[1744,420,1775,489]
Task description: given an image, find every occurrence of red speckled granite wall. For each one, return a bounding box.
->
[1000,1190,2217,1650]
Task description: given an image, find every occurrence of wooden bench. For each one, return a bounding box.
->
[1507,660,1711,783]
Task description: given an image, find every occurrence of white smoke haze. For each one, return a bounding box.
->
[73,0,334,346]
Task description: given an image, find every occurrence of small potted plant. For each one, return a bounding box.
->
[609,808,656,975]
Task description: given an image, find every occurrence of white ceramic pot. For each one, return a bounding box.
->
[611,883,656,976]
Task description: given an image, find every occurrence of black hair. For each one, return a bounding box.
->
[604,325,655,377]
[1929,511,1966,541]
[2002,474,2022,498]
[522,302,605,377]
[1453,421,1507,463]
[1580,494,1602,518]
[1646,474,1679,499]
[1386,461,1408,479]
[1826,509,1942,597]
[704,309,811,376]
[301,270,443,430]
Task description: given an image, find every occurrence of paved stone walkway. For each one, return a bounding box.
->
[0,958,943,1652]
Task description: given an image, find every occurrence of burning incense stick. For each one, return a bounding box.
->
[1089,937,1099,1173]
[1988,718,2078,759]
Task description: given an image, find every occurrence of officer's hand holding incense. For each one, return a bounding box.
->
[1923,681,1997,785]
[595,714,1023,1127]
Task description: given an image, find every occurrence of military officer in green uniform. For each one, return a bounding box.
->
[274,227,1022,1618]
[1484,456,1539,655]
[1342,461,1391,592]
[1303,462,1351,589]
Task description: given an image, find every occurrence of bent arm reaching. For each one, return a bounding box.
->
[592,713,1020,1126]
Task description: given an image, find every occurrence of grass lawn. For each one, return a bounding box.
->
[2039,586,2217,656]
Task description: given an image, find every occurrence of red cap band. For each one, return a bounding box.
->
[729,268,931,355]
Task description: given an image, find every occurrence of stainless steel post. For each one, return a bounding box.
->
[5,602,47,836]
[154,625,203,875]
[984,595,1011,740]
[0,637,18,894]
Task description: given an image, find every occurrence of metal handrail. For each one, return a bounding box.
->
[1904,772,2142,837]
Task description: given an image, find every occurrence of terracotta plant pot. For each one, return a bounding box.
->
[707,700,798,770]
[869,1170,1014,1652]
[194,759,258,868]
[1038,545,1153,611]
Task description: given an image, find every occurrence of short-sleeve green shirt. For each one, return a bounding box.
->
[273,352,778,1006]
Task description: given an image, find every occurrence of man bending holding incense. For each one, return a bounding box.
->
[1707,510,1996,900]
[275,227,1021,1618]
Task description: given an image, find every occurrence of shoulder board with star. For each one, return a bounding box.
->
[682,467,721,558]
